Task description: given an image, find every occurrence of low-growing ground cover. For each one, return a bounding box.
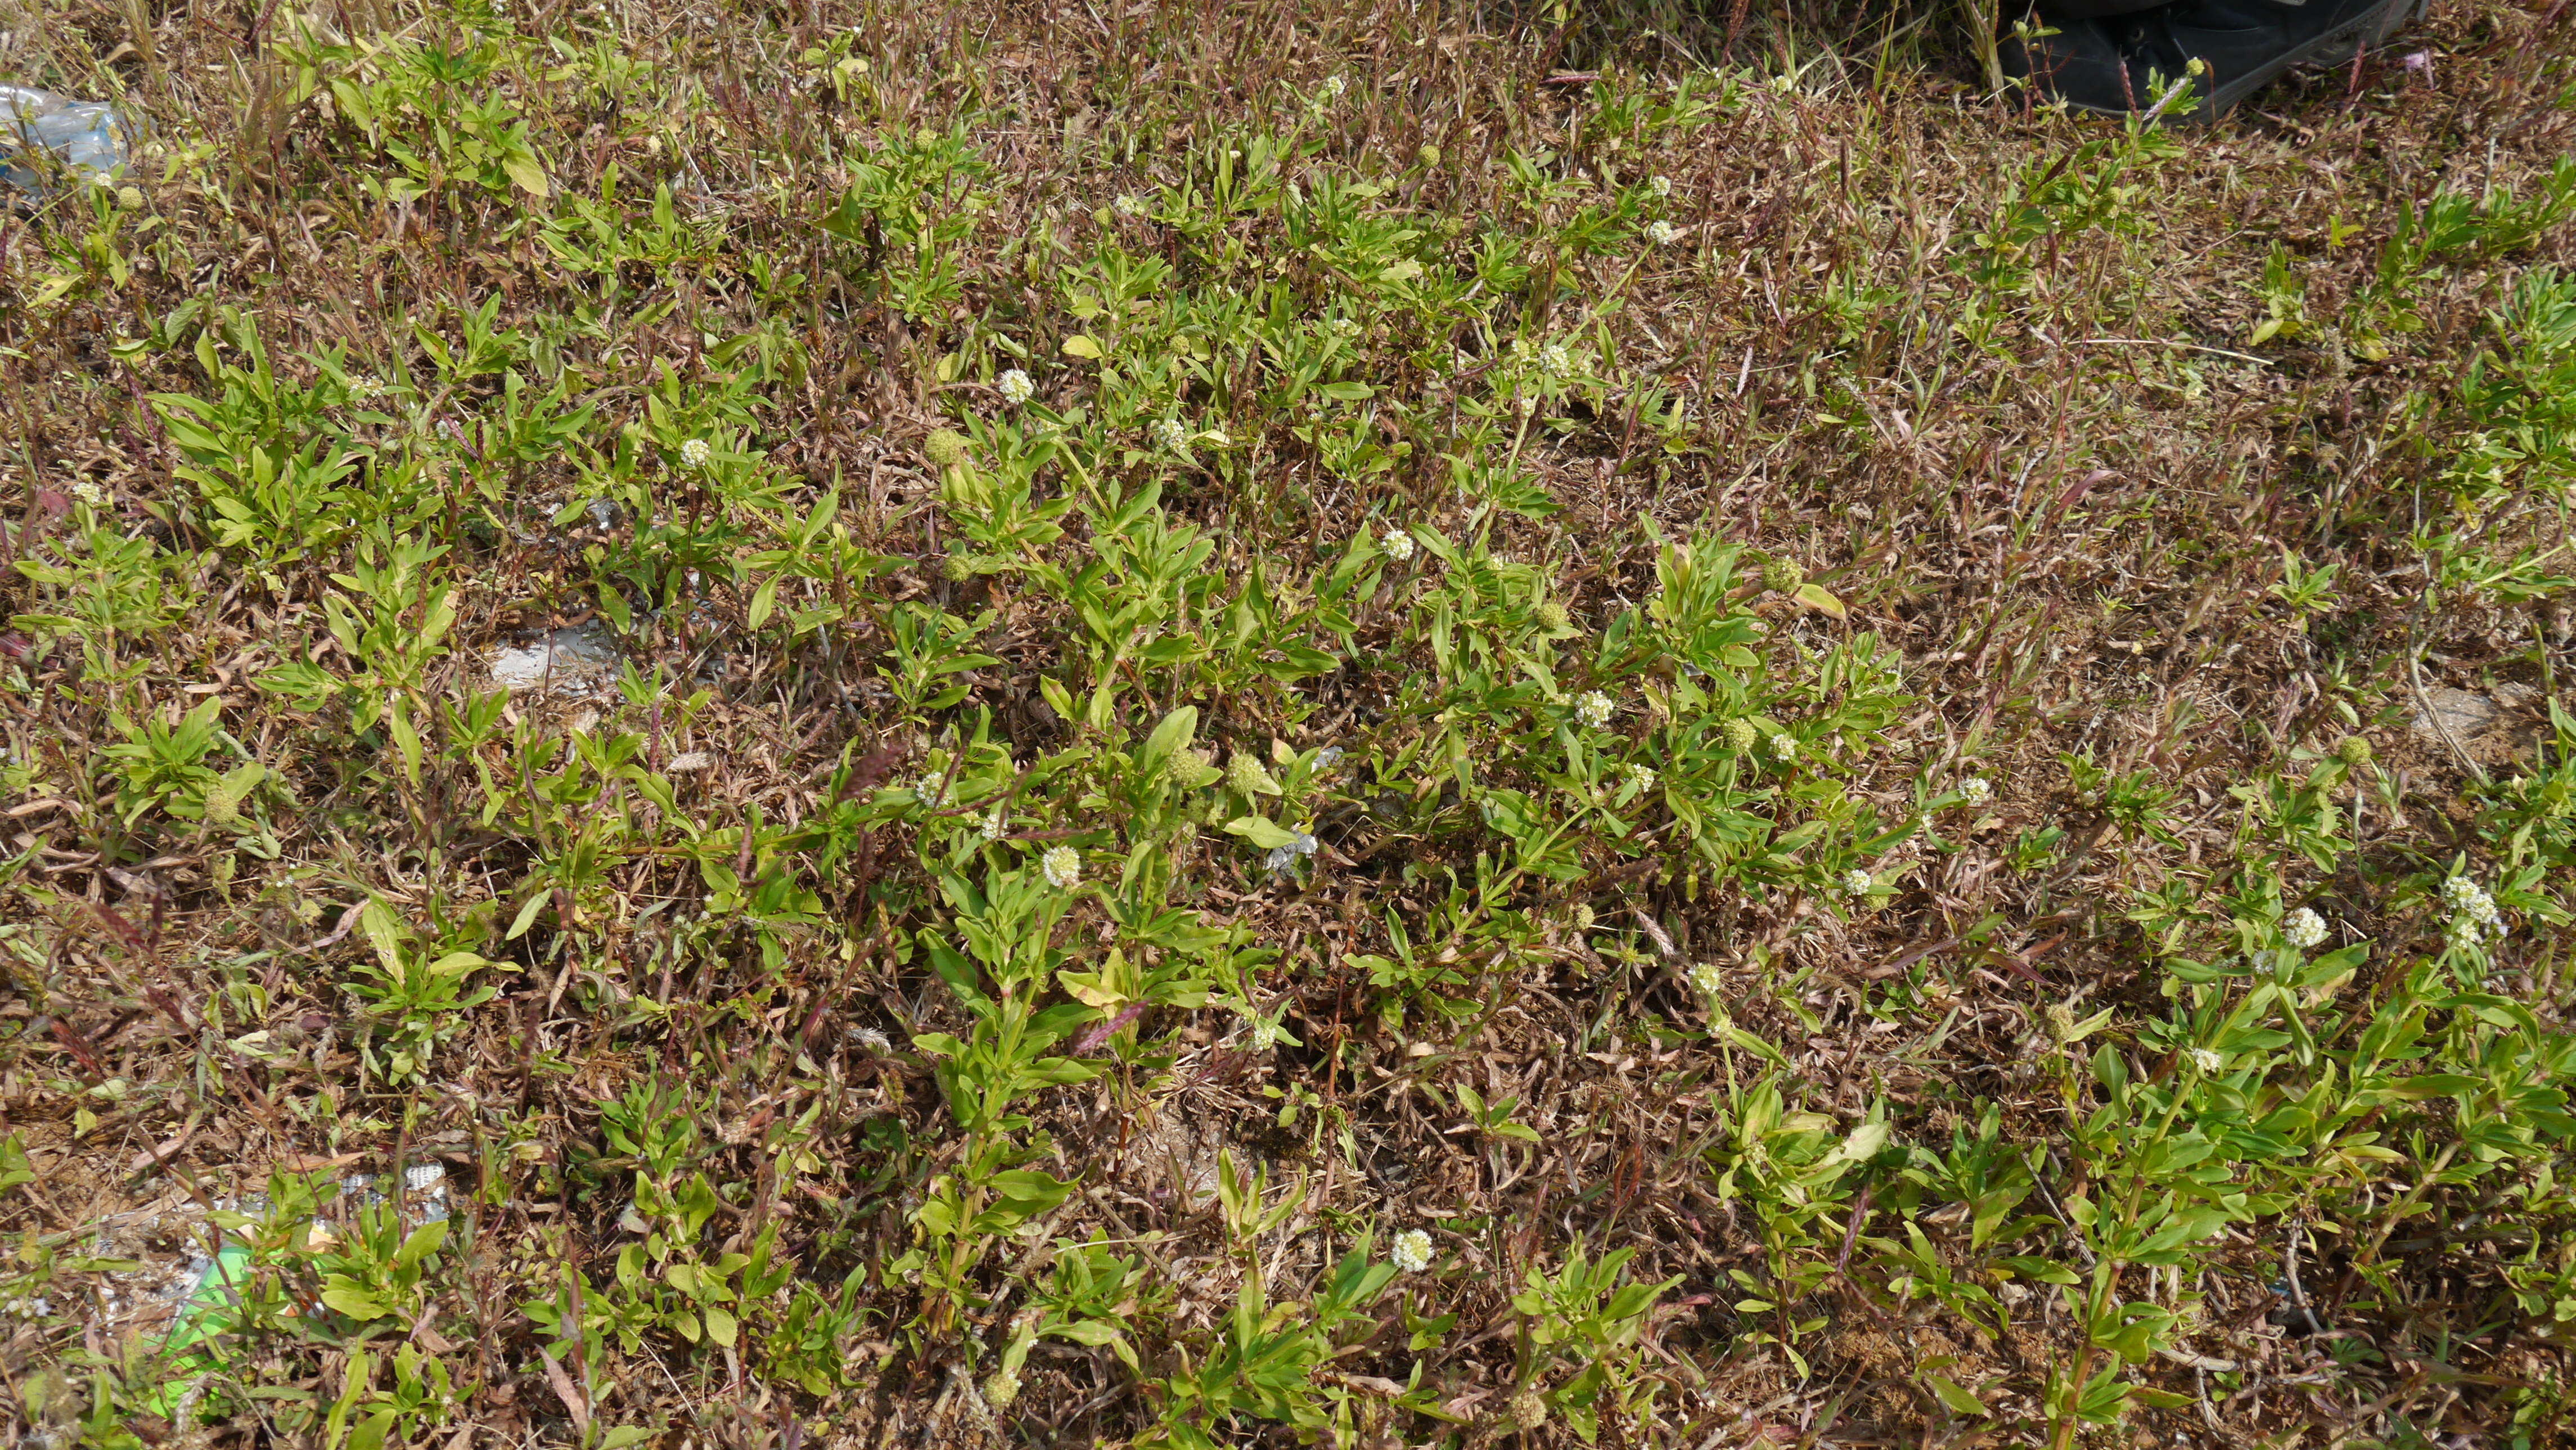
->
[1,0,2573,1445]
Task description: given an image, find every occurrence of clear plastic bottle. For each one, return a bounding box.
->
[1,84,132,194]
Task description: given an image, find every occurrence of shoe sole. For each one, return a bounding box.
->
[2051,0,2426,120]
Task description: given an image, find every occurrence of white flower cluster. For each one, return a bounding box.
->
[1575,692,1616,728]
[1042,844,1081,889]
[1770,733,1797,760]
[1645,220,1679,247]
[1390,1228,1433,1273]
[2187,1047,2223,1074]
[2441,875,2504,941]
[1113,193,1146,217]
[1840,869,1873,899]
[1380,526,1416,562]
[997,368,1035,405]
[2282,907,2327,950]
[1152,417,1188,451]
[347,373,388,400]
[1322,74,1349,100]
[1538,340,1574,377]
[1649,174,1672,199]
[1957,776,1993,807]
[1314,746,1345,771]
[1623,762,1657,791]
[677,437,712,469]
[1687,960,1724,996]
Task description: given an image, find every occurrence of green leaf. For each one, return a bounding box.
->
[1138,705,1198,776]
[507,890,551,941]
[320,1286,390,1320]
[0,1134,34,1194]
[1061,334,1103,359]
[1925,1374,1988,1417]
[394,1217,449,1269]
[990,1170,1077,1212]
[348,1409,397,1450]
[2391,1073,2481,1098]
[1997,1255,2081,1285]
[1224,815,1301,849]
[703,1304,737,1348]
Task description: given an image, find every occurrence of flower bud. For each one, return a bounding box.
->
[924,428,970,470]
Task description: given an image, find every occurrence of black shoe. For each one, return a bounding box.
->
[2002,0,2426,118]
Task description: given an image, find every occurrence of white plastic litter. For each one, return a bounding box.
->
[1,84,132,193]
[488,621,620,696]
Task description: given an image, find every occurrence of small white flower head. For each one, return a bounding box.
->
[2441,875,2502,938]
[1957,776,1993,807]
[996,368,1035,405]
[1575,692,1615,729]
[1314,746,1345,771]
[2282,907,2327,950]
[1329,315,1361,339]
[2187,1047,2223,1074]
[1389,1228,1434,1273]
[1250,1015,1281,1051]
[1113,193,1145,217]
[1649,173,1672,199]
[1041,844,1081,889]
[1840,868,1873,899]
[677,437,712,469]
[347,373,388,400]
[1379,526,1416,562]
[913,773,950,807]
[1152,417,1187,451]
[1770,732,1798,760]
[1645,220,1680,247]
[1687,960,1724,997]
[70,477,108,507]
[1323,73,1349,100]
[978,807,1004,842]
[1539,340,1574,378]
[1624,762,1657,791]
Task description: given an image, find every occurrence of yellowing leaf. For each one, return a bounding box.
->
[504,153,551,198]
[1061,334,1103,359]
[1056,970,1126,1009]
[1793,581,1846,619]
